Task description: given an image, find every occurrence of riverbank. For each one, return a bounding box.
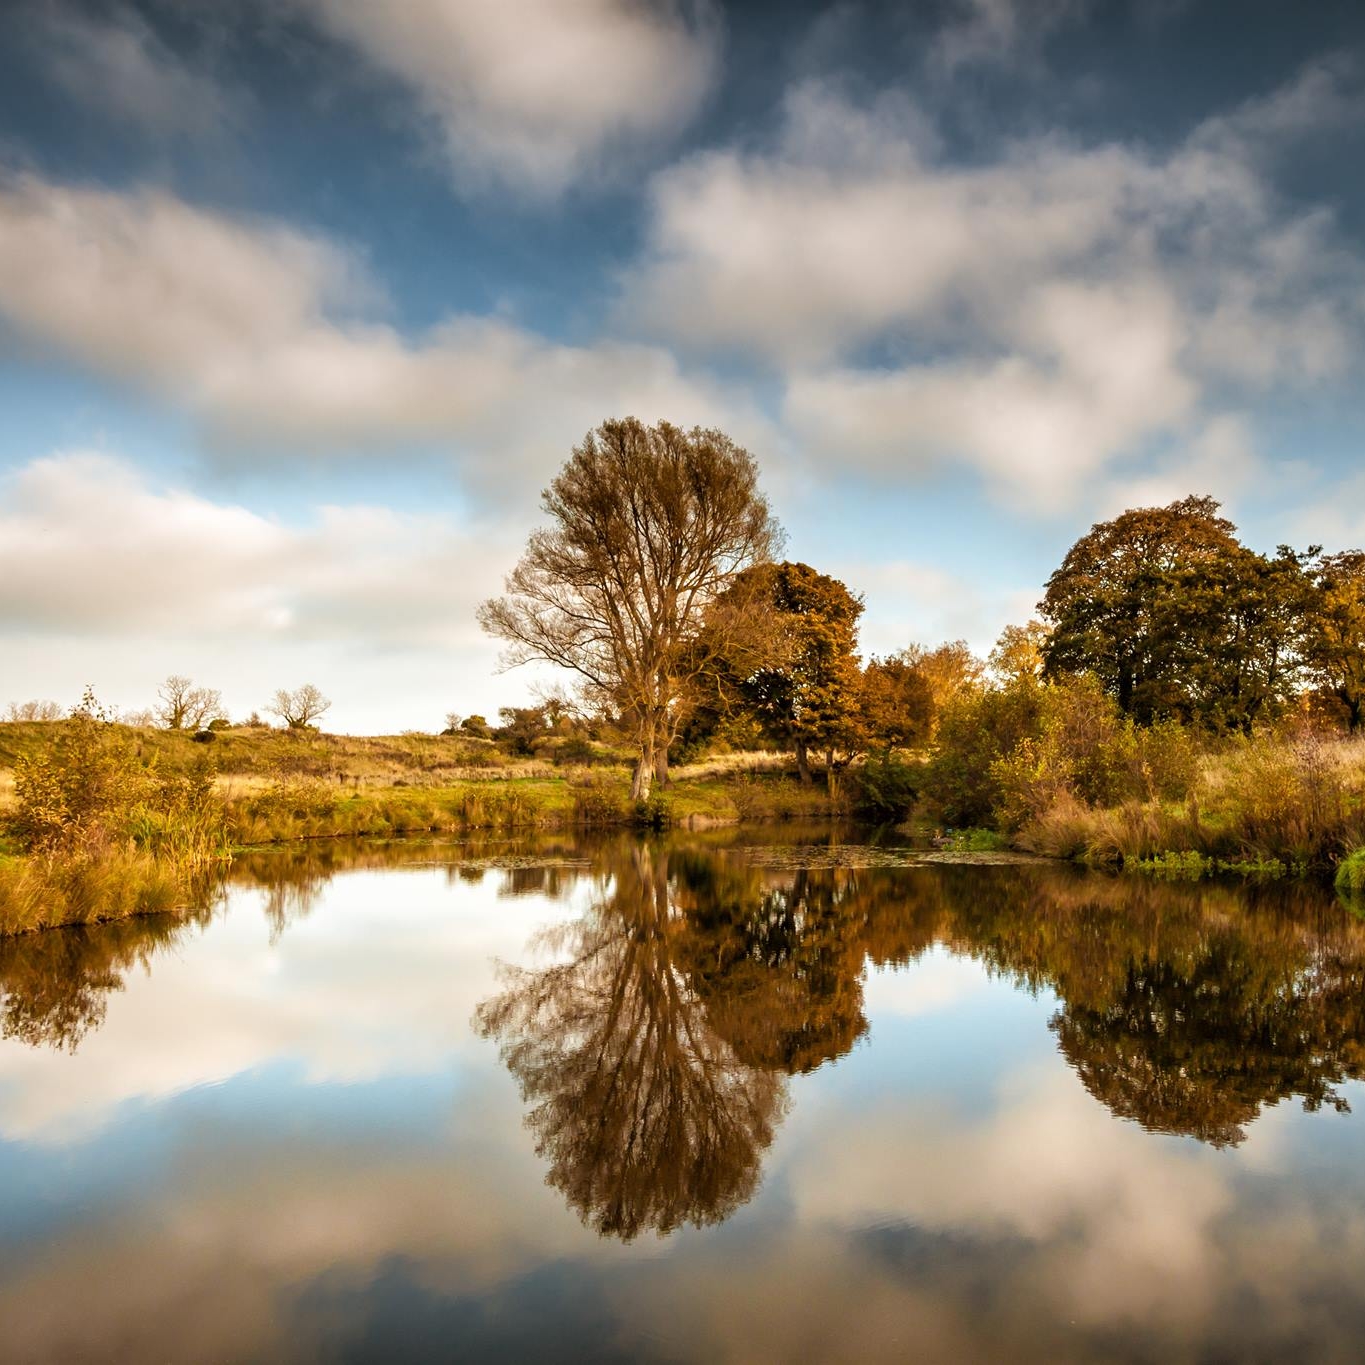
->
[3,717,1364,936]
[0,720,843,935]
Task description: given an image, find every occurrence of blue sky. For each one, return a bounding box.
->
[1,0,1363,731]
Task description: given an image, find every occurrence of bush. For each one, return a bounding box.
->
[1,696,226,933]
[1338,849,1365,912]
[922,679,1043,826]
[851,751,921,819]
[571,775,628,827]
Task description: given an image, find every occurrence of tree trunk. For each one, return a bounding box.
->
[631,750,653,803]
[654,745,670,788]
[795,740,812,786]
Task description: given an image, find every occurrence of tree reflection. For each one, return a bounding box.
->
[0,912,206,1051]
[674,857,868,1073]
[476,844,789,1240]
[918,868,1365,1147]
[1046,904,1365,1146]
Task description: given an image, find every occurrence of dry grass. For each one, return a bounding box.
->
[1015,732,1365,872]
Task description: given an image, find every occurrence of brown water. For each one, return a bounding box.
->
[1,827,1363,1363]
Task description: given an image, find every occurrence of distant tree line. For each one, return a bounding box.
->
[3,680,332,735]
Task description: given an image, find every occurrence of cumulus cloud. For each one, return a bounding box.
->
[0,450,558,729]
[295,0,722,196]
[0,451,510,645]
[621,76,1365,503]
[0,174,770,496]
[25,2,239,138]
[839,558,1038,659]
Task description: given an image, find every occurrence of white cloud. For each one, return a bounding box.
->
[26,2,239,138]
[296,0,722,196]
[621,77,1365,504]
[0,174,771,497]
[1093,413,1265,517]
[0,451,505,644]
[0,450,552,729]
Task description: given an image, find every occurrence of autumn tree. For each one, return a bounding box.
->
[859,654,934,751]
[479,418,779,801]
[1042,491,1310,726]
[1176,544,1314,733]
[710,561,863,783]
[267,684,331,730]
[988,621,1050,685]
[155,675,223,731]
[1305,550,1365,731]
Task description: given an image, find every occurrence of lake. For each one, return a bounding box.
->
[1,826,1363,1363]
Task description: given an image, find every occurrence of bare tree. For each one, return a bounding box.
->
[5,700,64,722]
[155,676,223,730]
[480,418,780,800]
[267,684,332,730]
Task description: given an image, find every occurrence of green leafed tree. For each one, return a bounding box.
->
[710,561,864,783]
[1039,495,1315,730]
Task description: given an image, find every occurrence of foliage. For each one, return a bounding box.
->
[860,654,934,751]
[849,750,921,819]
[1306,551,1365,731]
[1039,495,1312,730]
[1,691,225,933]
[1338,849,1365,912]
[897,640,985,728]
[921,678,1044,826]
[990,675,1199,833]
[988,620,1049,685]
[711,561,864,781]
[480,417,779,802]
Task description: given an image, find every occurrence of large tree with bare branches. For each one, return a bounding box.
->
[479,418,780,801]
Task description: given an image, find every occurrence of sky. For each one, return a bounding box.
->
[1,0,1363,732]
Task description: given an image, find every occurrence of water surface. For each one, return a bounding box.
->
[2,827,1363,1363]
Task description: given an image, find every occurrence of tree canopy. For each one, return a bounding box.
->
[710,561,863,782]
[1039,495,1321,731]
[480,418,780,800]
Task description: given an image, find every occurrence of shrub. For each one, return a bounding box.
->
[1338,849,1365,912]
[922,680,1043,826]
[572,775,628,826]
[851,751,921,819]
[1,696,226,933]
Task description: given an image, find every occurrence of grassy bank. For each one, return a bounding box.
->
[0,718,841,935]
[910,677,1365,890]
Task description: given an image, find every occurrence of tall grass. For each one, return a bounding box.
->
[0,701,227,935]
[1009,730,1365,873]
[1338,849,1365,912]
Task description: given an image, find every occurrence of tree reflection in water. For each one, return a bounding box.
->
[475,844,792,1241]
[5,833,1365,1227]
[479,844,1365,1237]
[0,911,211,1051]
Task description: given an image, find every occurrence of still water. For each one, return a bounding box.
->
[2,827,1364,1363]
